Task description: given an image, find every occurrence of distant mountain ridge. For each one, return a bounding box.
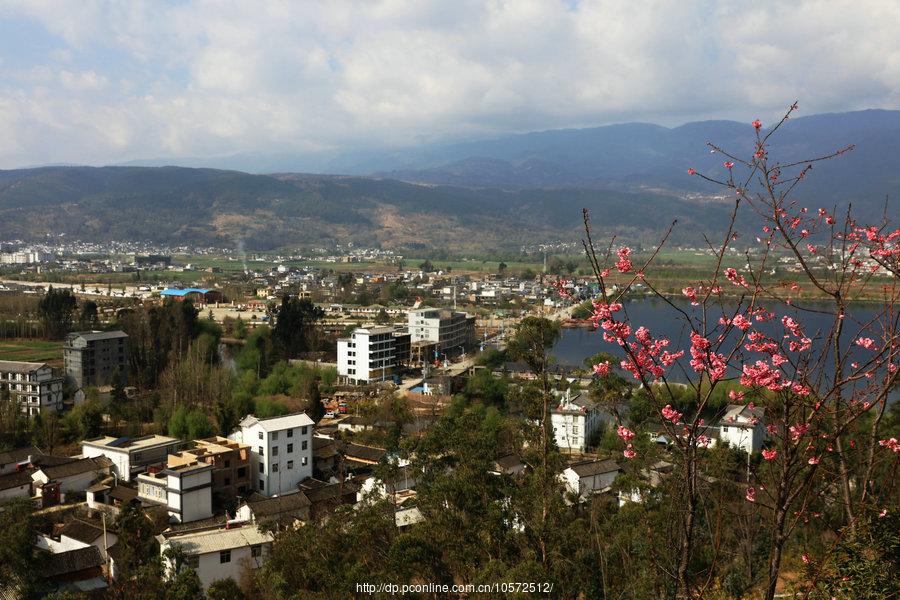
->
[2,109,898,251]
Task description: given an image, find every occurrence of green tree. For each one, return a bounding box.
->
[271,296,324,361]
[78,300,100,330]
[165,567,205,600]
[206,578,246,600]
[38,286,77,339]
[0,498,43,594]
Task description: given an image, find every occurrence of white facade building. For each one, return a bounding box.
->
[719,404,766,454]
[550,392,603,454]
[0,360,64,417]
[137,461,213,523]
[337,326,397,384]
[157,524,273,590]
[407,308,475,356]
[560,459,621,502]
[229,412,314,497]
[81,434,180,481]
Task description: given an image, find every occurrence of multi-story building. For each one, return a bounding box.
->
[407,308,475,358]
[64,330,129,389]
[719,404,766,454]
[551,392,603,454]
[337,326,398,384]
[0,360,64,417]
[137,461,213,523]
[81,434,180,481]
[228,413,314,497]
[169,437,252,504]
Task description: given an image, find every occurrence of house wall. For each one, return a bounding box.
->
[0,483,31,502]
[240,422,313,497]
[165,543,270,589]
[83,446,130,481]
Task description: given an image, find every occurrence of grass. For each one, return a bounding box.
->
[0,339,63,366]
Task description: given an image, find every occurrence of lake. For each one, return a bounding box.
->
[551,297,895,397]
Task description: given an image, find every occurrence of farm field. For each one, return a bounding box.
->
[0,339,64,367]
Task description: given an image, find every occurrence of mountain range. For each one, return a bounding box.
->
[3,109,898,252]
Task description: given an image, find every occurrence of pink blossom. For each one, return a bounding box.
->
[661,404,683,423]
[616,426,636,442]
[745,487,756,502]
[855,337,876,350]
[789,423,810,441]
[687,168,696,175]
[802,553,810,564]
[732,314,751,330]
[878,438,899,452]
[682,286,699,305]
[752,119,762,130]
[615,246,633,273]
[762,449,778,461]
[593,362,611,377]
[724,161,734,169]
[623,443,636,459]
[808,456,820,465]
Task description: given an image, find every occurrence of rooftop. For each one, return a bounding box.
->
[35,456,111,480]
[568,459,621,478]
[66,330,128,341]
[59,519,105,544]
[157,524,273,555]
[82,434,179,451]
[238,412,314,432]
[0,360,49,373]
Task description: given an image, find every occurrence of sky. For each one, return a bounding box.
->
[1,0,899,170]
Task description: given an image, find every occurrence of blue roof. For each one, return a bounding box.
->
[160,288,211,296]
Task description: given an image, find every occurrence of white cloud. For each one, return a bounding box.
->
[0,0,898,168]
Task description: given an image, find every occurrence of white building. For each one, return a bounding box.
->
[157,524,274,590]
[719,404,766,454]
[137,461,213,523]
[337,326,398,384]
[550,392,603,454]
[560,459,621,502]
[0,360,64,417]
[229,413,314,497]
[32,456,112,497]
[407,308,475,356]
[81,434,180,481]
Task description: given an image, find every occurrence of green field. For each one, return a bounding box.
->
[0,339,63,366]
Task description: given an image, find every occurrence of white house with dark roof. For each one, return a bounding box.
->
[32,456,112,496]
[560,459,622,502]
[157,524,274,589]
[228,413,314,496]
[719,404,766,454]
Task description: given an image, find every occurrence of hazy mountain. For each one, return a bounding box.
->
[0,166,743,251]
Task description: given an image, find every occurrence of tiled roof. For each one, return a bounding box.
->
[342,443,386,464]
[569,459,621,478]
[37,457,111,480]
[59,519,104,544]
[44,546,103,578]
[0,446,40,467]
[238,412,314,432]
[0,470,32,491]
[158,524,273,555]
[244,491,311,518]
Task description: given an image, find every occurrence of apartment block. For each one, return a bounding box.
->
[169,437,252,504]
[407,308,475,357]
[0,360,64,417]
[64,330,129,388]
[337,326,398,384]
[137,461,213,523]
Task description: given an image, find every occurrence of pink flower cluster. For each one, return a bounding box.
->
[592,361,611,377]
[615,247,633,274]
[689,331,727,381]
[789,423,810,442]
[745,487,756,502]
[762,449,778,461]
[879,438,899,452]
[855,337,876,350]
[619,326,679,381]
[661,404,682,424]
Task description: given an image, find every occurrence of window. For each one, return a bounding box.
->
[259,479,265,490]
[251,544,262,558]
[302,457,308,466]
[237,466,247,478]
[220,550,231,564]
[272,446,279,457]
[259,461,265,474]
[271,431,278,441]
[301,426,308,435]
[301,440,308,451]
[287,428,293,438]
[258,431,263,440]
[272,463,279,473]
[722,426,729,432]
[287,460,294,470]
[224,460,230,468]
[258,446,264,455]
[287,444,293,453]
[224,477,231,486]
